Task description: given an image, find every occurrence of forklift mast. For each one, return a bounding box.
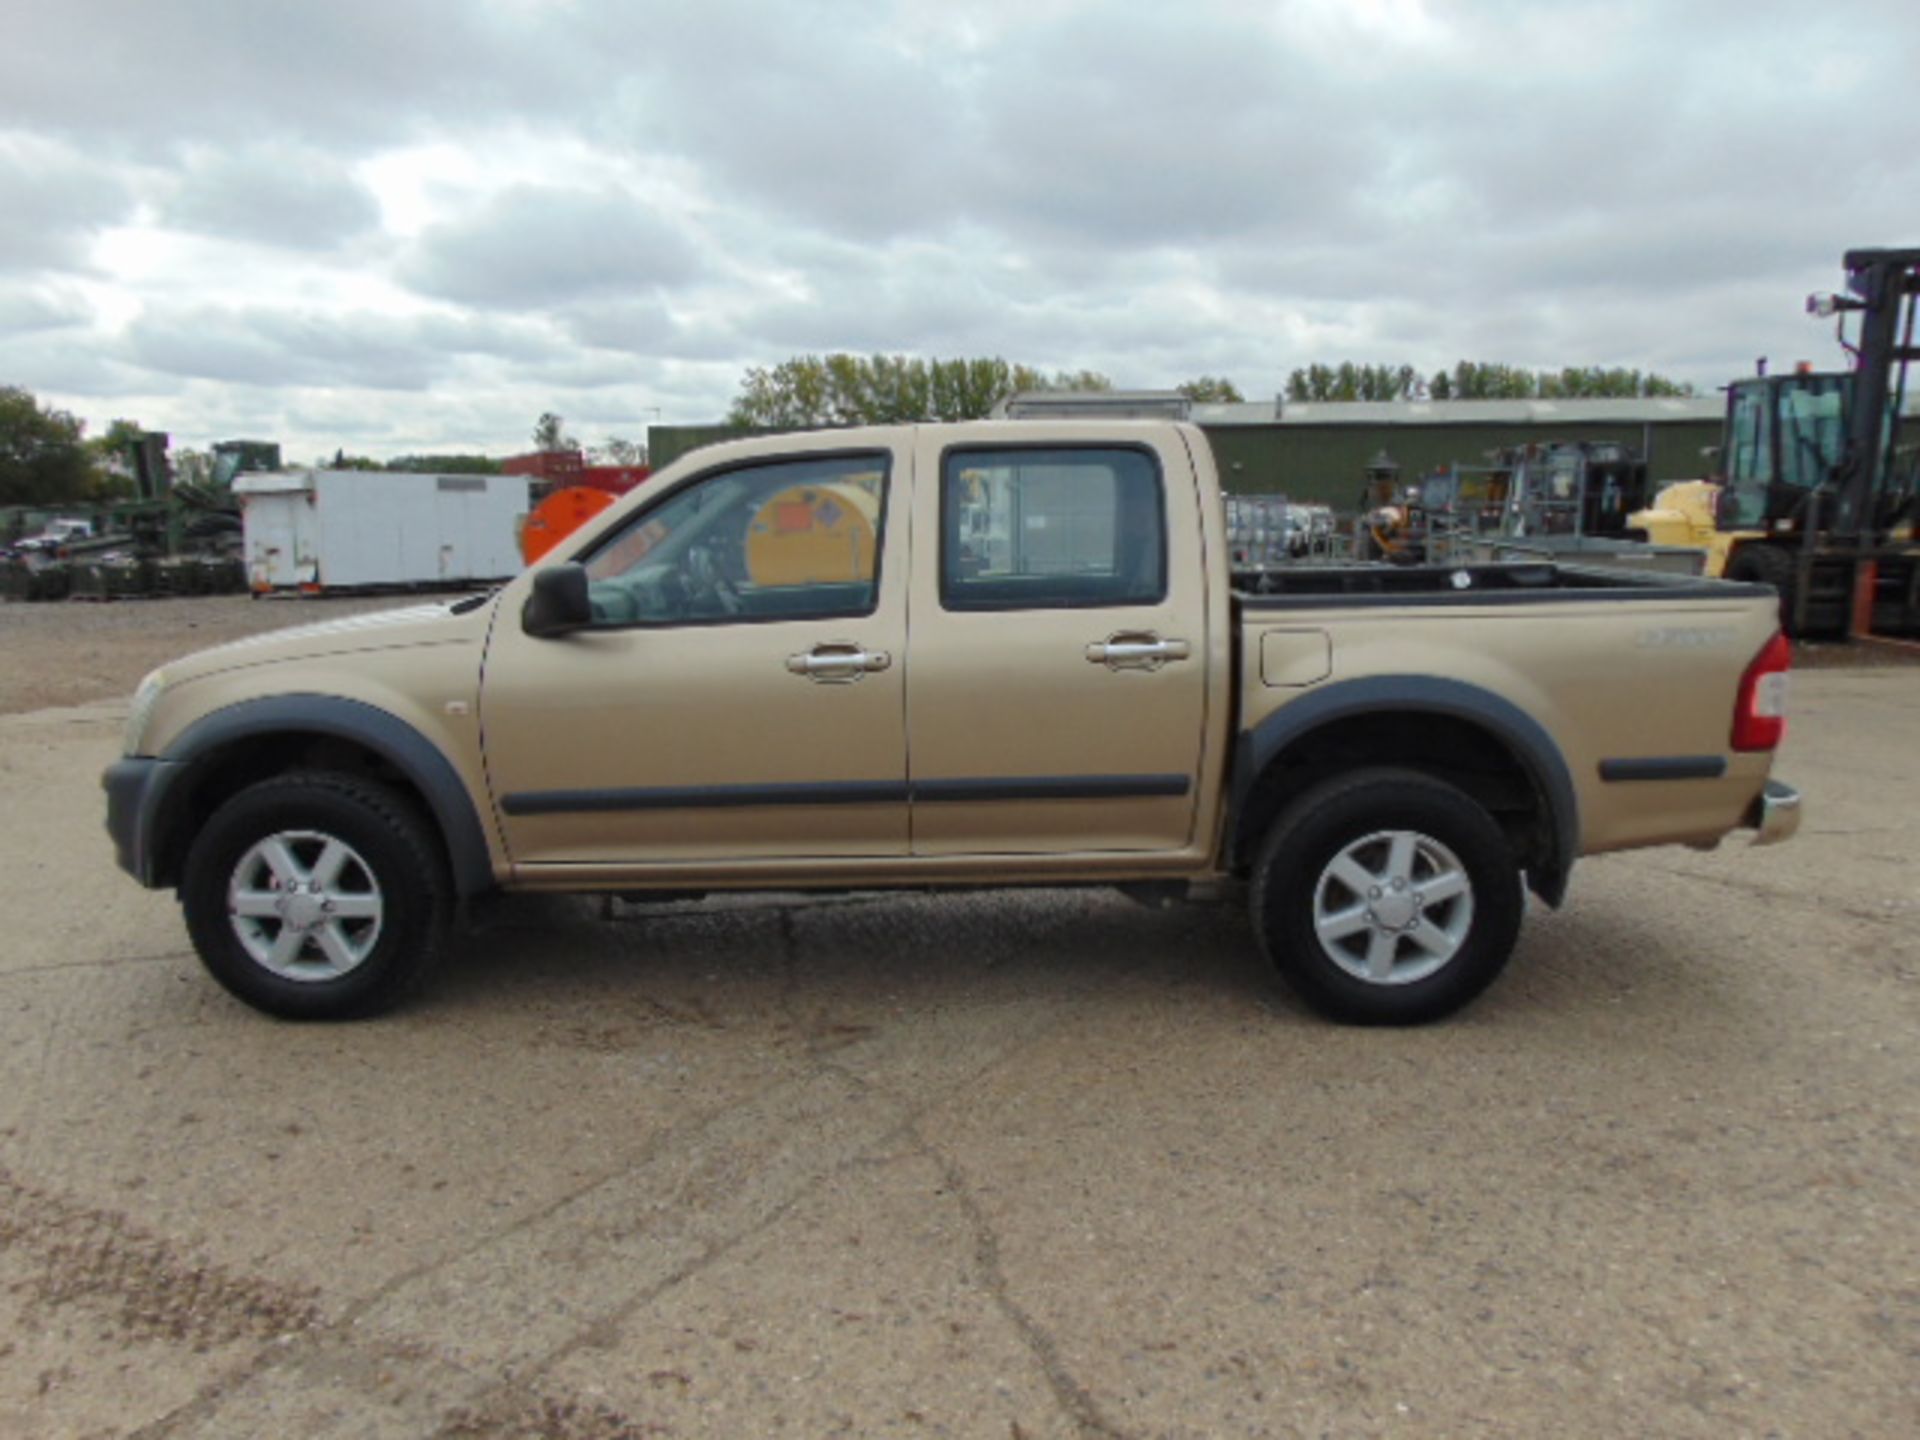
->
[1830,247,1920,539]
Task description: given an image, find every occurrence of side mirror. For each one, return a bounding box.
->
[522,562,591,637]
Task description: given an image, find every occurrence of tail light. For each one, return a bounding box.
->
[1731,631,1792,752]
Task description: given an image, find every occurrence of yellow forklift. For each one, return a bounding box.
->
[1631,247,1920,636]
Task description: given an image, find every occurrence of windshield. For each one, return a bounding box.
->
[1721,381,1776,528]
[1777,375,1849,491]
[1725,382,1772,487]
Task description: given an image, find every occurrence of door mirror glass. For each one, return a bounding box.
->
[522,562,591,637]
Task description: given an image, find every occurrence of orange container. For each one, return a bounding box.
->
[520,486,616,563]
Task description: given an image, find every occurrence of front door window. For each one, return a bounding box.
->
[581,453,888,626]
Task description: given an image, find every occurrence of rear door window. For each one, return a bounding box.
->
[941,447,1165,611]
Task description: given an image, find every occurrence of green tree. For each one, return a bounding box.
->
[1287,361,1694,403]
[595,437,646,466]
[1178,376,1244,404]
[89,417,145,463]
[1047,368,1114,395]
[0,385,92,505]
[728,355,1113,428]
[81,417,147,501]
[532,412,577,452]
[386,454,505,475]
[329,449,383,471]
[173,448,213,489]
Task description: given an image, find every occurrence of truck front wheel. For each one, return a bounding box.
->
[1251,768,1523,1024]
[180,771,449,1019]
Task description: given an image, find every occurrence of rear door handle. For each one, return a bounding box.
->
[1085,633,1191,671]
[787,644,892,683]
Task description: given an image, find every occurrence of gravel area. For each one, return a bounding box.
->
[0,660,1912,1436]
[0,594,443,715]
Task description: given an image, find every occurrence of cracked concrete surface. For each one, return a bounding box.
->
[0,653,1916,1436]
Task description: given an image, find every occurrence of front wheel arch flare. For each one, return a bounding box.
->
[152,694,495,897]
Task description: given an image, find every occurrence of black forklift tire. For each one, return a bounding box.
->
[1250,767,1524,1025]
[180,771,450,1020]
[1726,544,1798,634]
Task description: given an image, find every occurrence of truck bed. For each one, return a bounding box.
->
[1234,561,1762,606]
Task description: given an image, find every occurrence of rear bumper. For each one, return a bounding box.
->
[103,756,181,888]
[1744,778,1802,847]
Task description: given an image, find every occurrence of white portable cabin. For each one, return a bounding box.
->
[234,470,531,592]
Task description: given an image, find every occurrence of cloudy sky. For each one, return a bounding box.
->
[5,0,1916,462]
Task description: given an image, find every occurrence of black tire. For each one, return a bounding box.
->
[1250,767,1524,1025]
[1726,544,1797,634]
[181,771,450,1019]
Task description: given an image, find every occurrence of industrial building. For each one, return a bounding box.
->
[647,395,1726,508]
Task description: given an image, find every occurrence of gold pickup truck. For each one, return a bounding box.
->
[104,421,1800,1025]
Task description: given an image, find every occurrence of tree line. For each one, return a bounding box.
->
[728,355,1116,428]
[1285,361,1694,403]
[726,355,1252,427]
[0,386,143,507]
[724,355,1690,425]
[3,352,1696,509]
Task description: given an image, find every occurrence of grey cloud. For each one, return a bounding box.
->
[0,338,167,399]
[13,0,1920,449]
[282,403,404,442]
[969,13,1374,248]
[583,4,976,241]
[0,284,93,333]
[411,312,569,366]
[160,146,383,250]
[121,306,565,392]
[0,147,134,273]
[580,2,1373,251]
[125,311,430,391]
[3,1,579,155]
[560,297,748,363]
[402,185,706,310]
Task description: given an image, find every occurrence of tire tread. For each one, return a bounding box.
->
[1251,765,1523,1025]
[181,769,450,1019]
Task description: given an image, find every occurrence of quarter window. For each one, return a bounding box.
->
[942,447,1166,611]
[581,453,887,626]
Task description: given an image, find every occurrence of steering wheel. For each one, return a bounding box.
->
[685,546,743,616]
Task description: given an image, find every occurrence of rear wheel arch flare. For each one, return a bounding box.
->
[1233,676,1578,905]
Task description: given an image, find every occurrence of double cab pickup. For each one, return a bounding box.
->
[105,421,1800,1024]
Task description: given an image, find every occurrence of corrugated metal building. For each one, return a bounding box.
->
[646,396,1728,508]
[1191,396,1724,506]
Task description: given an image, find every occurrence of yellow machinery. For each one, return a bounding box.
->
[1628,480,1740,576]
[1623,248,1920,636]
[744,481,879,586]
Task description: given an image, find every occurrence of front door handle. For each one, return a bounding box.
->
[787,644,892,683]
[1086,633,1191,671]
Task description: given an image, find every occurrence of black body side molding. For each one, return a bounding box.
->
[1598,756,1728,782]
[501,773,1192,816]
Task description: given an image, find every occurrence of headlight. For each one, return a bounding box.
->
[123,669,167,756]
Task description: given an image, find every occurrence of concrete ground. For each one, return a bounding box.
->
[0,606,1914,1436]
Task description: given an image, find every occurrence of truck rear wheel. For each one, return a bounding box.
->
[1251,768,1523,1025]
[180,771,449,1019]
